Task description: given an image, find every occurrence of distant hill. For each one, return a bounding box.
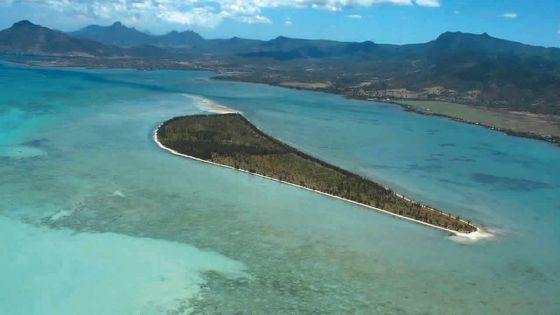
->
[69,22,383,57]
[0,21,172,58]
[69,22,153,48]
[238,32,560,61]
[157,30,205,48]
[0,20,121,57]
[70,22,204,48]
[224,32,560,114]
[426,31,559,58]
[7,20,559,63]
[2,20,559,115]
[240,36,374,59]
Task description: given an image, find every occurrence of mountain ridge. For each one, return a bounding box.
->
[65,21,560,61]
[70,21,204,48]
[0,20,122,57]
[2,20,559,116]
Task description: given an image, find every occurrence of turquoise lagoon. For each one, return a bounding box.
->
[0,61,559,314]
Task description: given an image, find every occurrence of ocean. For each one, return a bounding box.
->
[1,61,559,314]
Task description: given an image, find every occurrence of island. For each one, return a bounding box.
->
[155,113,478,235]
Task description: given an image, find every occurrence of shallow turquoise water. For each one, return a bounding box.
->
[0,61,559,314]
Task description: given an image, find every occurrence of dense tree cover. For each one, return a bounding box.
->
[158,114,476,233]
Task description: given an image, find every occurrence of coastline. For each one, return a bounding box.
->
[387,100,560,147]
[9,58,557,147]
[153,122,489,241]
[213,76,560,148]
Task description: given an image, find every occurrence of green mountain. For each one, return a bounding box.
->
[238,32,560,61]
[70,22,204,48]
[69,22,153,48]
[2,20,559,115]
[0,21,173,58]
[0,20,122,56]
[69,22,381,57]
[226,32,560,114]
[427,31,559,58]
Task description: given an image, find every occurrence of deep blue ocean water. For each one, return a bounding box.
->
[1,61,559,314]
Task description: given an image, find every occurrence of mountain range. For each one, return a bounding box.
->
[69,22,204,49]
[1,20,559,115]
[67,21,560,61]
[0,20,122,57]
[0,20,175,57]
[3,20,559,61]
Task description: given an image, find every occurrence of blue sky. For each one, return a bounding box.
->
[0,0,559,47]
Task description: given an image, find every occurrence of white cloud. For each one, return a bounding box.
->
[238,15,272,24]
[285,17,292,25]
[453,10,460,15]
[347,14,362,19]
[9,0,442,28]
[501,12,518,19]
[414,0,440,7]
[157,7,223,28]
[557,29,560,35]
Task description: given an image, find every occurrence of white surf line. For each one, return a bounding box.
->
[188,94,240,114]
[154,124,486,240]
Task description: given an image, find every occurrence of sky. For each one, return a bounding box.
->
[0,0,559,47]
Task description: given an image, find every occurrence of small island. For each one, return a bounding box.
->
[155,113,477,234]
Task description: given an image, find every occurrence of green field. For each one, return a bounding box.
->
[394,100,560,140]
[157,113,476,233]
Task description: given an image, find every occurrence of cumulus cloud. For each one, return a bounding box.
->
[501,12,518,19]
[8,0,442,28]
[157,7,223,28]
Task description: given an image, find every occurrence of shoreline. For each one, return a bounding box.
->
[153,122,488,241]
[9,58,557,147]
[386,100,560,147]
[213,76,560,148]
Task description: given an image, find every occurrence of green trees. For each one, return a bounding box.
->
[158,113,476,233]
